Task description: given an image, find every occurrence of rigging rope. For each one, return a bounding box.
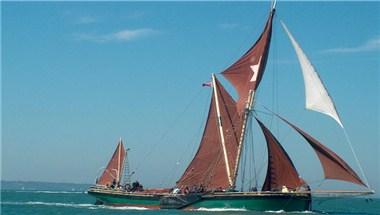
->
[342,128,371,190]
[240,134,247,191]
[133,88,204,173]
[159,94,210,187]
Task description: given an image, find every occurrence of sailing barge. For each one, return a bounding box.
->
[88,2,373,211]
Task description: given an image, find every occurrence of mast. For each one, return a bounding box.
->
[117,138,122,182]
[232,90,254,187]
[122,148,132,185]
[212,73,233,186]
[226,7,276,188]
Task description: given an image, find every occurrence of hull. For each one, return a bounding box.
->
[190,192,311,211]
[88,187,311,211]
[87,187,162,209]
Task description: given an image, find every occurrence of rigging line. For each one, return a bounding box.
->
[240,134,247,191]
[247,119,252,190]
[245,114,257,189]
[161,106,209,188]
[259,102,372,190]
[316,179,325,190]
[165,95,211,187]
[250,118,258,189]
[161,91,209,185]
[175,91,215,187]
[274,16,280,138]
[219,11,268,73]
[164,92,212,187]
[269,12,277,131]
[204,148,225,188]
[306,179,325,186]
[134,88,204,172]
[342,128,371,190]
[254,109,273,116]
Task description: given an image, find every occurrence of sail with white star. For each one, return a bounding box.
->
[222,9,275,115]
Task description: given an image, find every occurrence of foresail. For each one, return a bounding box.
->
[256,118,305,191]
[222,9,275,115]
[278,116,366,187]
[97,140,126,186]
[281,21,343,127]
[176,77,241,190]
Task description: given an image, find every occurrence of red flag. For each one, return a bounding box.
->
[202,82,212,87]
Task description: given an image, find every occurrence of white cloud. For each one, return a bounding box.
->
[75,28,159,43]
[323,37,380,53]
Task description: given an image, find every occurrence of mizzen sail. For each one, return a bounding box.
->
[222,9,275,114]
[177,76,242,190]
[281,21,343,127]
[278,116,366,187]
[256,118,304,191]
[97,140,126,186]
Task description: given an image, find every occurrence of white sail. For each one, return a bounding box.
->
[281,21,343,128]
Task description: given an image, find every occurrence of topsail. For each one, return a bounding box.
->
[222,9,275,115]
[281,21,343,127]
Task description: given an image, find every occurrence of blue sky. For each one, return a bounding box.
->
[2,2,379,195]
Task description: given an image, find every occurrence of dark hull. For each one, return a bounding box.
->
[87,187,311,211]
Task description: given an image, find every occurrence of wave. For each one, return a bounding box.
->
[2,201,150,211]
[265,210,285,213]
[265,210,315,214]
[2,201,93,208]
[99,205,150,210]
[194,207,248,212]
[14,190,84,194]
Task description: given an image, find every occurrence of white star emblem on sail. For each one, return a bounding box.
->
[250,56,262,82]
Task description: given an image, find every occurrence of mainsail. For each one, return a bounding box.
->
[281,21,343,127]
[177,76,242,190]
[97,140,126,186]
[222,8,275,114]
[256,118,304,191]
[277,116,366,187]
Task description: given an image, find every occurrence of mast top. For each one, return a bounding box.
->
[272,0,277,10]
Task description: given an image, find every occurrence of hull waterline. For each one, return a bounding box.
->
[87,187,311,211]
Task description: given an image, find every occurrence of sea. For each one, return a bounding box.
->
[1,181,379,215]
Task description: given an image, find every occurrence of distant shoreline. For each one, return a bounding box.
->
[1,180,92,192]
[1,180,91,186]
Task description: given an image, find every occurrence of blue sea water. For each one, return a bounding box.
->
[1,181,379,215]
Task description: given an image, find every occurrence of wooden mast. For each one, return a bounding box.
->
[117,138,122,183]
[231,2,276,188]
[232,90,255,188]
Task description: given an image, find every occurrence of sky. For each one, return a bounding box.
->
[2,1,379,195]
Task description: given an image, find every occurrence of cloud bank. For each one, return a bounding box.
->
[75,28,159,43]
[323,37,380,53]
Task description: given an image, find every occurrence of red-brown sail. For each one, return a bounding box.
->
[97,140,126,186]
[222,9,275,114]
[278,116,366,187]
[256,118,304,191]
[177,77,241,190]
